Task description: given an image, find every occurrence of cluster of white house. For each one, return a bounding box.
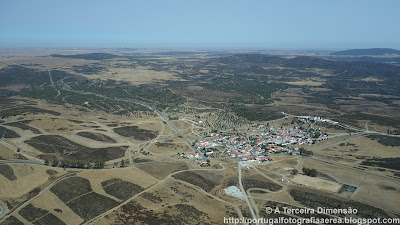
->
[191,125,314,162]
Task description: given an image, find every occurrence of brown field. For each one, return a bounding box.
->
[136,162,193,179]
[92,66,184,85]
[91,178,239,225]
[0,164,67,199]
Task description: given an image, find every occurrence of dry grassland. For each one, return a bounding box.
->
[0,165,66,199]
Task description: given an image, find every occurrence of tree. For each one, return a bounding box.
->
[86,162,93,169]
[44,159,49,165]
[52,159,59,167]
[309,169,318,177]
[60,159,70,168]
[302,167,310,175]
[120,159,125,167]
[302,167,318,177]
[76,161,85,168]
[299,148,313,156]
[292,169,298,175]
[94,160,104,169]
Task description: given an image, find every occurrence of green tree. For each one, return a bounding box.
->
[94,160,104,169]
[76,161,85,168]
[302,167,310,175]
[309,168,318,177]
[52,159,59,167]
[86,162,93,169]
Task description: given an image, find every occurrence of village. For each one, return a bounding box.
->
[181,116,324,164]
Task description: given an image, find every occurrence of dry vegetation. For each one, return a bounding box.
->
[1,49,400,224]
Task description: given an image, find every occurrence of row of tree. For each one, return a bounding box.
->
[45,159,105,169]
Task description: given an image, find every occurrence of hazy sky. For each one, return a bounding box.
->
[1,0,399,49]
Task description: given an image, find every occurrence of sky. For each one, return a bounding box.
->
[1,0,399,49]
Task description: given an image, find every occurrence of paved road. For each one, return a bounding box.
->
[238,160,258,225]
[0,201,8,220]
[309,156,400,183]
[0,160,44,165]
[65,89,199,155]
[107,158,195,169]
[310,132,367,151]
[0,140,43,163]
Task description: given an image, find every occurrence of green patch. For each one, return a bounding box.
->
[0,105,61,117]
[172,171,222,192]
[4,122,41,134]
[25,135,126,162]
[0,164,17,181]
[101,178,144,201]
[115,201,209,225]
[368,135,400,147]
[33,213,65,225]
[231,107,283,121]
[289,189,390,218]
[66,192,119,221]
[242,177,282,191]
[19,203,64,225]
[50,176,119,221]
[201,78,289,105]
[0,216,24,225]
[0,126,20,138]
[50,177,93,202]
[336,112,400,129]
[76,132,117,143]
[361,157,400,170]
[50,53,118,60]
[113,126,158,141]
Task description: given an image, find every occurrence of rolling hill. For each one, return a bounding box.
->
[331,48,400,56]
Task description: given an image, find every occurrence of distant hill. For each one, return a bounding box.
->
[209,53,400,79]
[50,53,118,60]
[331,48,400,56]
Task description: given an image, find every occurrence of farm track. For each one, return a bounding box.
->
[0,172,76,222]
